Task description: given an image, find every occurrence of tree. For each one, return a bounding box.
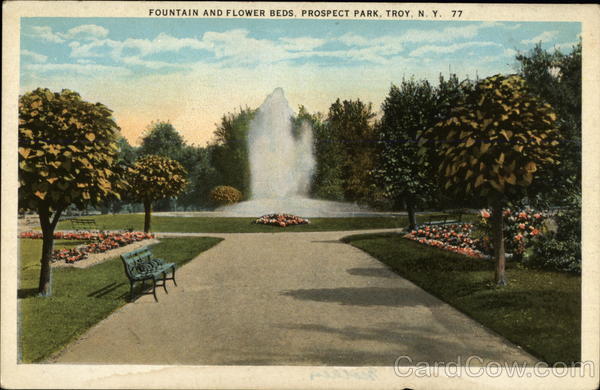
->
[139,121,185,159]
[210,108,255,197]
[327,99,377,202]
[19,88,125,296]
[516,42,581,206]
[373,79,437,229]
[421,74,561,285]
[116,136,138,163]
[127,155,188,232]
[294,106,344,201]
[177,145,220,210]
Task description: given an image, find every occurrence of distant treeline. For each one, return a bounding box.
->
[101,42,580,214]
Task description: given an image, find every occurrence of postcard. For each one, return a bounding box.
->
[2,2,599,389]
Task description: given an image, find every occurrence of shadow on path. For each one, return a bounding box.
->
[281,286,442,307]
[346,267,397,279]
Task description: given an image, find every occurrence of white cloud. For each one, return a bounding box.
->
[28,26,65,43]
[339,24,481,49]
[503,48,517,57]
[24,63,131,77]
[60,24,109,40]
[68,33,211,61]
[401,24,481,43]
[120,56,187,70]
[76,59,95,64]
[410,42,500,57]
[554,41,580,52]
[279,37,326,51]
[69,39,119,58]
[21,49,48,63]
[521,31,559,45]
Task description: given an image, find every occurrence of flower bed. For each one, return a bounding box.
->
[404,208,547,260]
[19,230,154,263]
[404,223,486,259]
[254,213,310,227]
[476,208,545,259]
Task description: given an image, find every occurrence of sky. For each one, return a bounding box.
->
[20,18,581,146]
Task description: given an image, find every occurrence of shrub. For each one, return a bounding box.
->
[210,185,242,206]
[529,209,581,273]
[476,207,546,261]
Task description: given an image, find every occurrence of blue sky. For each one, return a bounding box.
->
[20,18,581,145]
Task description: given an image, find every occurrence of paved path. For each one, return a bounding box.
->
[52,229,537,366]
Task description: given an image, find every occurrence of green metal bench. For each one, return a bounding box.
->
[120,246,177,302]
[425,212,463,226]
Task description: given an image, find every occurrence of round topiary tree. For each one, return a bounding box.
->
[19,88,126,296]
[421,74,561,285]
[210,185,243,206]
[127,155,188,232]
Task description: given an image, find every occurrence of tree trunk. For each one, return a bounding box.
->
[37,204,63,296]
[407,201,417,231]
[491,203,507,286]
[143,199,152,233]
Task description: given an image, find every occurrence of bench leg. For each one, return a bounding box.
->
[129,282,135,302]
[152,278,158,302]
[162,272,168,294]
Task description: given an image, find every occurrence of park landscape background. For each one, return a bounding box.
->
[15,17,584,367]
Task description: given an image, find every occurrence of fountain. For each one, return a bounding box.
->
[218,88,370,217]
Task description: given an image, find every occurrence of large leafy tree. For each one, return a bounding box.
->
[177,146,220,210]
[139,121,185,159]
[19,88,125,296]
[374,79,437,229]
[327,98,377,202]
[421,74,561,285]
[127,155,188,232]
[295,106,344,201]
[210,108,255,197]
[516,42,581,206]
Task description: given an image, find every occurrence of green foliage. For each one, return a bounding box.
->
[139,120,185,159]
[211,108,255,197]
[116,136,138,163]
[327,98,377,202]
[530,208,581,273]
[295,106,344,201]
[127,155,189,203]
[422,74,561,202]
[177,145,220,209]
[476,208,546,260]
[373,79,437,216]
[19,88,125,211]
[209,185,243,206]
[516,42,581,205]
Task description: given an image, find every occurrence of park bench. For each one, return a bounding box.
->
[120,246,177,302]
[70,218,97,231]
[425,212,464,226]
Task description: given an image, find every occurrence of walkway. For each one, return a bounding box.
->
[52,229,537,366]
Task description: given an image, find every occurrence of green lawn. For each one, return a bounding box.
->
[18,236,222,363]
[343,232,581,364]
[56,214,411,232]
